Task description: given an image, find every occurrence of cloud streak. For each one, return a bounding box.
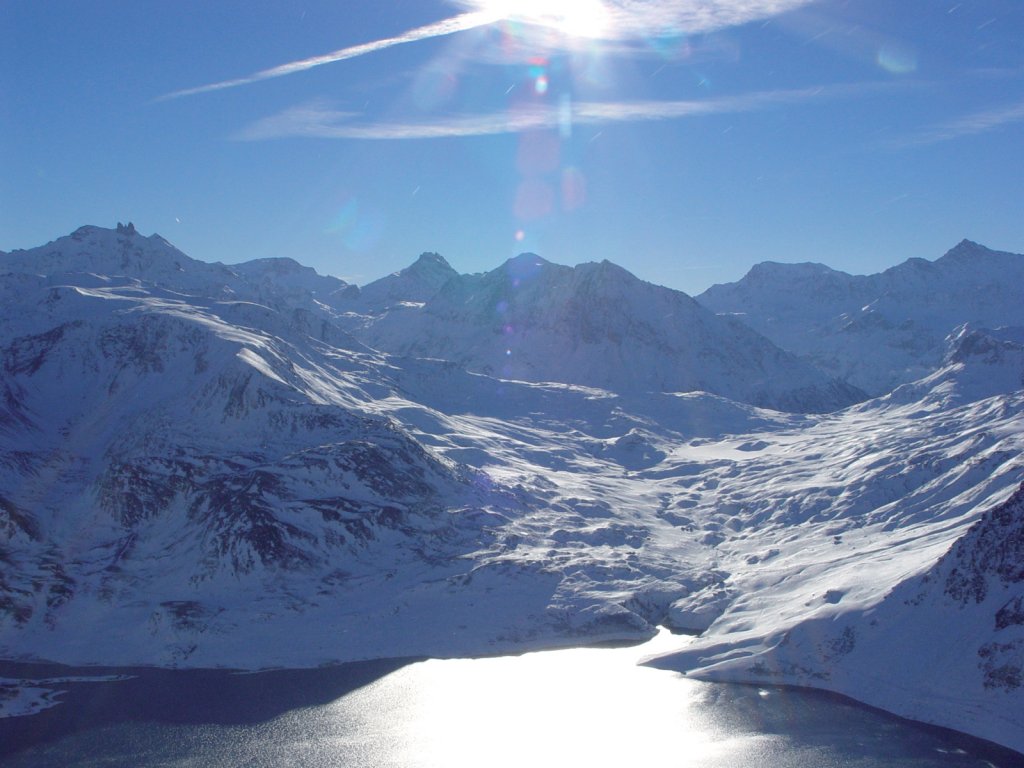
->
[236,86,848,142]
[162,0,816,100]
[893,100,1024,147]
[452,0,816,38]
[160,11,499,100]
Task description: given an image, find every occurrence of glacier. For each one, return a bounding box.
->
[0,225,1022,754]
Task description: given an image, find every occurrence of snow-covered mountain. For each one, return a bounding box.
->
[2,222,357,312]
[1,225,1023,754]
[697,240,1024,396]
[350,253,864,413]
[343,251,458,315]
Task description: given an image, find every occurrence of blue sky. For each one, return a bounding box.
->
[2,0,1022,294]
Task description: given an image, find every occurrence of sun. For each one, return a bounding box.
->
[473,0,612,40]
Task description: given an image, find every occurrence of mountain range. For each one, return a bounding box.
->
[0,224,1022,754]
[698,239,1024,396]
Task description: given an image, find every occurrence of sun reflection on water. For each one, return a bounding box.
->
[381,630,749,768]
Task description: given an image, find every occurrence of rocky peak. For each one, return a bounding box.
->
[410,251,452,271]
[400,252,457,285]
[501,253,552,282]
[941,239,988,260]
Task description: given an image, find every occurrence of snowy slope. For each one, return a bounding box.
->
[649,482,1024,753]
[355,254,864,413]
[697,240,1024,396]
[1,226,1023,754]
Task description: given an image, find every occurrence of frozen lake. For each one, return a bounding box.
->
[2,631,1021,767]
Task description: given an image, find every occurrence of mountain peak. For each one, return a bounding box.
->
[499,252,553,283]
[940,239,991,262]
[352,251,457,309]
[412,251,451,270]
[66,223,163,248]
[504,252,549,267]
[69,224,105,241]
[745,261,839,282]
[587,258,630,274]
[402,251,456,281]
[574,259,639,288]
[952,237,983,250]
[231,256,310,276]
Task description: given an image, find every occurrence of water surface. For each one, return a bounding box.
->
[2,632,1021,767]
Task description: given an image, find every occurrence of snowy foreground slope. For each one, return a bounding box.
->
[1,225,1023,753]
[649,481,1024,753]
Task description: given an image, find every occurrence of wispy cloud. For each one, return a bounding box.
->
[236,86,848,142]
[451,0,816,39]
[162,1,817,100]
[237,101,558,141]
[159,11,499,101]
[893,100,1024,147]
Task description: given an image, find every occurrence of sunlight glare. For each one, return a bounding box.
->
[396,632,738,768]
[479,0,612,39]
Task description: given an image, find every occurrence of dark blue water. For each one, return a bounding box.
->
[2,635,1021,767]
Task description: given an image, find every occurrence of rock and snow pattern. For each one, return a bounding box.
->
[1,225,1023,753]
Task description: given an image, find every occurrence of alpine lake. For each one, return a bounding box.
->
[2,630,1021,767]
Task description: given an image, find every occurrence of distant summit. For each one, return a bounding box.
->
[943,238,988,258]
[697,240,1024,396]
[409,251,452,272]
[13,223,203,281]
[348,251,459,312]
[353,252,864,412]
[0,224,355,320]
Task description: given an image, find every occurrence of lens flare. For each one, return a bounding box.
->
[561,166,587,211]
[876,45,917,74]
[515,178,555,220]
[326,197,386,251]
[517,130,561,175]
